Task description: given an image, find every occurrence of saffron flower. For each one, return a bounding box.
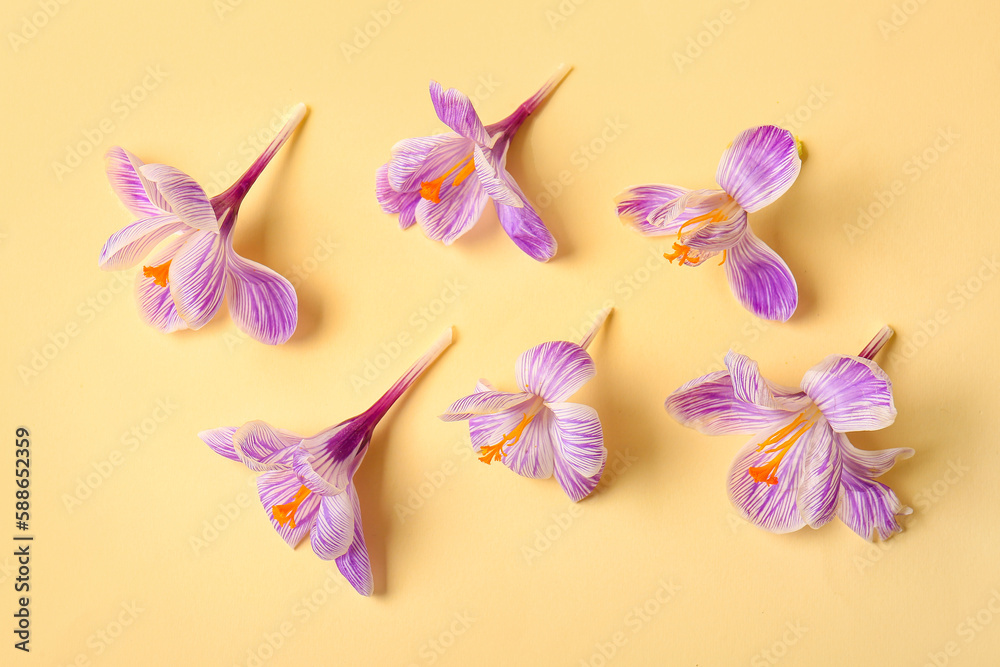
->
[665,327,912,540]
[440,309,610,501]
[98,104,307,343]
[616,125,802,321]
[199,329,453,596]
[376,65,572,261]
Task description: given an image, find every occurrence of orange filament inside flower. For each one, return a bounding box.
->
[676,208,728,239]
[142,261,171,287]
[271,485,311,528]
[747,409,818,485]
[420,153,476,203]
[479,413,534,464]
[664,243,703,267]
[719,250,727,266]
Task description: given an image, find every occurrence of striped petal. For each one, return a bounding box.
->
[553,448,605,503]
[198,427,239,462]
[429,81,490,146]
[134,231,191,333]
[502,408,555,479]
[440,389,533,421]
[233,420,301,472]
[665,371,798,436]
[169,229,227,329]
[473,144,522,207]
[493,168,557,262]
[836,432,913,540]
[335,484,374,596]
[376,164,420,229]
[548,402,605,478]
[796,421,842,528]
[258,469,321,548]
[716,125,801,212]
[615,184,688,236]
[802,355,896,432]
[98,215,186,270]
[105,147,167,216]
[139,164,219,232]
[681,209,748,254]
[224,239,297,345]
[724,228,798,322]
[310,490,355,560]
[385,134,469,193]
[415,172,489,245]
[515,341,595,403]
[724,351,809,412]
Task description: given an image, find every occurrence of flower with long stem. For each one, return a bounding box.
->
[98,104,307,343]
[200,328,453,595]
[665,327,912,539]
[377,65,571,261]
[440,309,610,501]
[616,125,802,321]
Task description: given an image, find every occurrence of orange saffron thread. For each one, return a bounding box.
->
[479,413,534,464]
[142,261,172,288]
[271,485,311,528]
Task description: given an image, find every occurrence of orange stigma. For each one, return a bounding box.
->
[271,486,311,528]
[747,409,818,485]
[676,208,728,238]
[664,243,703,266]
[420,153,476,203]
[479,413,534,464]
[142,261,172,287]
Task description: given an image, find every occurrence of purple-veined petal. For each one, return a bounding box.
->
[415,171,489,245]
[472,145,522,207]
[548,402,605,477]
[493,170,557,262]
[716,125,801,212]
[134,230,190,333]
[796,421,842,528]
[139,164,219,232]
[336,484,373,595]
[502,408,555,479]
[310,490,355,560]
[169,229,227,329]
[724,227,797,322]
[386,134,469,193]
[649,188,728,230]
[515,341,595,403]
[98,215,186,270]
[258,469,321,548]
[553,448,605,502]
[835,432,913,540]
[681,209,748,254]
[440,390,534,422]
[724,350,809,412]
[665,370,799,436]
[615,184,688,236]
[429,81,490,146]
[105,147,166,216]
[469,408,519,455]
[801,355,896,433]
[224,238,297,345]
[232,420,301,472]
[198,427,239,462]
[294,421,369,497]
[377,164,421,229]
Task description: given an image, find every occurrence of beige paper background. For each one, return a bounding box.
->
[2,0,998,664]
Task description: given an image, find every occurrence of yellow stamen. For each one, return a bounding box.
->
[747,409,819,485]
[420,153,475,203]
[142,260,171,288]
[271,485,311,528]
[479,413,534,465]
[664,242,701,266]
[718,250,727,266]
[676,208,727,238]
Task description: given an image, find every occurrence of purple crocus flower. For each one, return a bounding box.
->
[665,327,912,540]
[616,125,802,321]
[98,104,307,344]
[199,329,452,596]
[376,65,571,262]
[440,309,610,501]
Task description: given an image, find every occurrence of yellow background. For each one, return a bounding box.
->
[3,0,999,664]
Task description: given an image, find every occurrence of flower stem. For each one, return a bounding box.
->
[579,307,612,351]
[213,103,308,213]
[493,64,572,136]
[859,326,893,360]
[365,327,454,420]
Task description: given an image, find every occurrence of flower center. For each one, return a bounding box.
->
[479,413,534,464]
[747,406,821,485]
[664,243,705,266]
[142,260,172,287]
[420,153,476,203]
[271,485,311,528]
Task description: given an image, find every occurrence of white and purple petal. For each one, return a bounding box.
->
[724,228,798,322]
[472,144,522,207]
[105,147,166,217]
[309,490,355,560]
[139,164,219,232]
[440,390,534,422]
[376,164,421,229]
[335,484,374,596]
[801,355,896,433]
[716,125,801,212]
[98,215,186,270]
[493,171,557,262]
[415,171,489,245]
[515,341,595,403]
[502,409,555,479]
[224,238,297,345]
[429,81,490,146]
[198,426,239,462]
[835,432,913,540]
[724,351,809,412]
[795,421,842,528]
[547,402,606,478]
[257,469,321,548]
[665,371,798,436]
[169,229,227,329]
[232,420,301,472]
[615,185,688,236]
[134,231,190,333]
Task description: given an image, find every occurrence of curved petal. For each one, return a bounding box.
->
[429,81,490,146]
[492,169,557,262]
[224,239,297,345]
[665,371,800,436]
[386,134,470,193]
[294,421,369,497]
[472,145,522,207]
[724,351,808,412]
[724,228,797,322]
[258,470,322,548]
[376,164,420,229]
[836,432,913,540]
[553,449,605,502]
[139,164,219,232]
[98,215,186,270]
[134,231,191,333]
[681,209,748,254]
[233,420,301,472]
[335,484,374,596]
[503,408,555,479]
[716,125,801,212]
[310,491,355,560]
[415,174,489,245]
[648,188,729,230]
[515,341,595,403]
[169,229,227,329]
[440,390,533,422]
[801,355,896,432]
[198,427,239,462]
[796,421,842,528]
[615,184,688,236]
[105,147,166,216]
[548,402,605,477]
